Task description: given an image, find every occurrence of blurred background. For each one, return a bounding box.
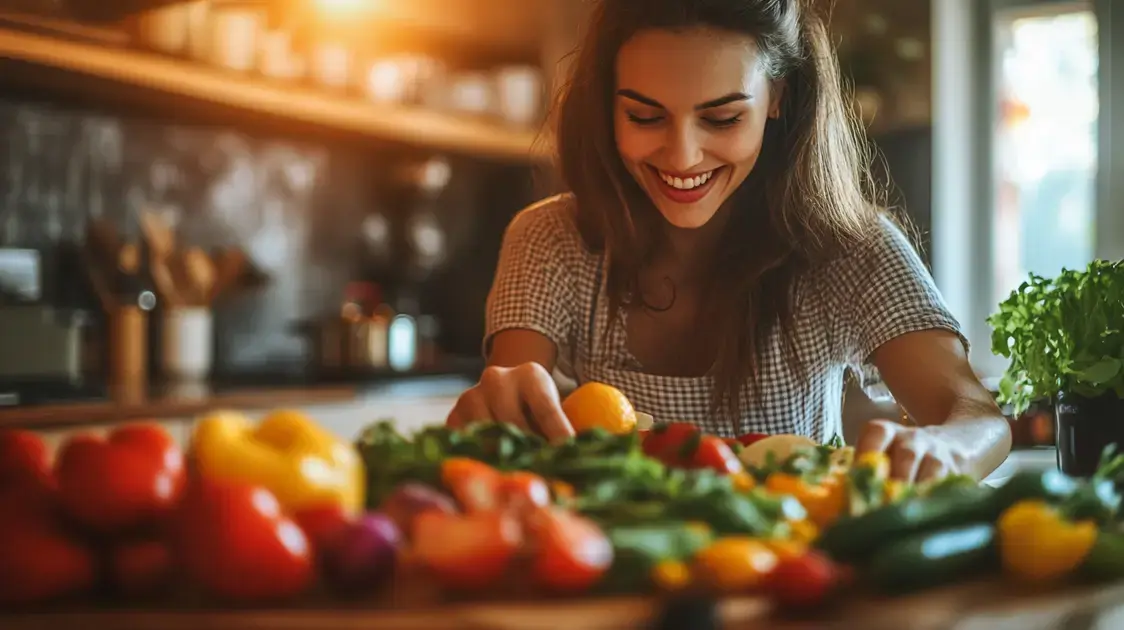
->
[0,0,1120,449]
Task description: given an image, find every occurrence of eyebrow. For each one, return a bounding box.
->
[616,89,750,110]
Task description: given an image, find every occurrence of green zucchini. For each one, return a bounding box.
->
[816,485,995,563]
[867,523,998,595]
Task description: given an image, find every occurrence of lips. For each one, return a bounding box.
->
[647,165,723,204]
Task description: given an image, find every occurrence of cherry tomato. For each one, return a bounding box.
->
[691,436,745,474]
[176,477,314,602]
[767,550,840,609]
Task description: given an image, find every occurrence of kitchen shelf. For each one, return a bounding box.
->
[0,25,551,162]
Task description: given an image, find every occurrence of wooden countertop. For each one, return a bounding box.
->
[0,383,359,431]
[3,578,1123,630]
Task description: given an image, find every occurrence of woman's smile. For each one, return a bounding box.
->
[646,164,727,205]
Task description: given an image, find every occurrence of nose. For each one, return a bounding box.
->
[666,122,705,173]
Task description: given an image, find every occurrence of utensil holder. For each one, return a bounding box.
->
[161,307,214,381]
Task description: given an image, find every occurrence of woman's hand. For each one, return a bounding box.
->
[445,362,576,442]
[855,419,971,483]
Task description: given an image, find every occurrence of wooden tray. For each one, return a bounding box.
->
[4,579,1124,630]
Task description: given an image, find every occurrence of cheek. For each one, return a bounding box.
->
[713,125,767,167]
[614,123,661,164]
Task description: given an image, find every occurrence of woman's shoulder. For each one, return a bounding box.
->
[503,193,590,261]
[825,212,926,279]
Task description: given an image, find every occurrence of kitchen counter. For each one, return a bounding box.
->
[0,375,475,433]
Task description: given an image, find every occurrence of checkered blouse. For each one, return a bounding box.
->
[484,194,966,441]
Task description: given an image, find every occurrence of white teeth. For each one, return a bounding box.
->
[659,169,714,190]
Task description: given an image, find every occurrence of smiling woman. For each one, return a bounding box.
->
[446,0,1012,485]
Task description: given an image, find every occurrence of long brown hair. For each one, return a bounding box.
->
[554,0,887,425]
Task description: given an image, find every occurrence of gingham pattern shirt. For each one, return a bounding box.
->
[484,194,967,441]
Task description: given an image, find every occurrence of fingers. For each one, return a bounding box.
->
[514,363,574,443]
[855,420,896,455]
[445,363,574,442]
[480,367,532,432]
[889,442,924,482]
[915,455,949,484]
[446,388,491,429]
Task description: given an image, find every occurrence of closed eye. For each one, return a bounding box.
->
[705,115,742,128]
[627,113,664,126]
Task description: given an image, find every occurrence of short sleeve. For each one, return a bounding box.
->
[832,215,969,368]
[483,200,578,359]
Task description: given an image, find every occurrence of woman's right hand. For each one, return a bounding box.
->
[445,362,575,442]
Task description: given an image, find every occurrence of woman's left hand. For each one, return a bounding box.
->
[855,419,971,483]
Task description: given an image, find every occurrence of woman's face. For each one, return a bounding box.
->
[614,27,782,230]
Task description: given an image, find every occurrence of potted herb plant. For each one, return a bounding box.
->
[989,259,1124,477]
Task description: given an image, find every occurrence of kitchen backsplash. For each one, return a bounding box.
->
[0,96,535,372]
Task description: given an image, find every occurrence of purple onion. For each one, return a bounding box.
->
[321,512,401,596]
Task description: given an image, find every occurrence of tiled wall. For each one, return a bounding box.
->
[0,97,535,372]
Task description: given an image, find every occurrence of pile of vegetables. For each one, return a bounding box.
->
[9,405,1124,615]
[816,446,1124,595]
[0,411,396,607]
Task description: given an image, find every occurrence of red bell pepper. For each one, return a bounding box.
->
[55,424,186,535]
[176,477,314,602]
[0,430,54,495]
[0,507,96,606]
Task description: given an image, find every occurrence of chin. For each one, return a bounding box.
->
[653,202,722,229]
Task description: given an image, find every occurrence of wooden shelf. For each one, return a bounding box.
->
[0,26,551,162]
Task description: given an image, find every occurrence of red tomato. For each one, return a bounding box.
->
[691,436,745,475]
[441,457,503,512]
[176,477,314,602]
[413,511,522,591]
[528,507,613,593]
[0,430,54,493]
[0,515,96,606]
[294,503,351,551]
[767,551,839,609]
[110,539,176,599]
[642,422,702,464]
[55,424,185,535]
[498,471,552,515]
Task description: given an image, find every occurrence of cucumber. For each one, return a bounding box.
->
[867,523,998,595]
[991,469,1079,508]
[816,485,995,563]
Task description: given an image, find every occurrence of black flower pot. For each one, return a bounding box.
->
[1055,391,1124,477]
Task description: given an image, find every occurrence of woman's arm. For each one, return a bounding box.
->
[863,329,1012,481]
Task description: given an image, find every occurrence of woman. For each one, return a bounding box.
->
[447,0,1011,483]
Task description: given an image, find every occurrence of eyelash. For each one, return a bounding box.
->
[626,113,743,128]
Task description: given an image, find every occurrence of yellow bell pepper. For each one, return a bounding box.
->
[692,537,778,592]
[652,560,692,591]
[855,451,891,480]
[191,409,366,515]
[766,473,847,529]
[884,479,908,503]
[997,500,1097,583]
